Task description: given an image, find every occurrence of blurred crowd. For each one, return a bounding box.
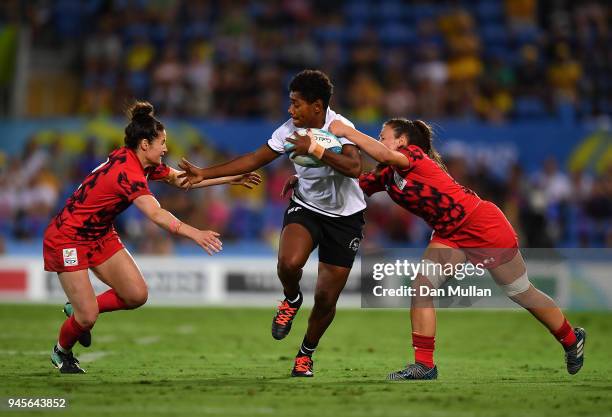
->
[2,0,609,123]
[0,132,610,255]
[0,0,610,254]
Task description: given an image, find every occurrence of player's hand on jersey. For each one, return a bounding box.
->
[361,163,387,183]
[177,158,205,189]
[328,120,351,138]
[192,230,222,255]
[230,172,262,189]
[281,175,298,198]
[285,130,311,156]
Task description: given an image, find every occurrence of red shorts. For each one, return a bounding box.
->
[43,222,125,273]
[430,201,519,269]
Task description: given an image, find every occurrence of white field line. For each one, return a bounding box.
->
[78,351,111,363]
[0,349,111,363]
[0,350,49,355]
[135,336,161,345]
[176,325,196,335]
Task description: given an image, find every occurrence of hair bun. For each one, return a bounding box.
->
[127,101,154,120]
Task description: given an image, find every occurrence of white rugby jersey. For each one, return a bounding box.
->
[267,108,367,217]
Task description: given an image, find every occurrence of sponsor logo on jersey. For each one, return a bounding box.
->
[288,206,302,215]
[393,170,407,190]
[62,248,78,267]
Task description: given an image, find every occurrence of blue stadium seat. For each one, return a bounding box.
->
[344,0,371,24]
[182,22,211,42]
[556,100,577,125]
[377,2,404,21]
[514,96,549,119]
[476,0,504,22]
[344,24,368,44]
[127,71,150,98]
[484,45,515,63]
[122,23,150,44]
[149,24,170,48]
[411,3,439,20]
[379,24,416,46]
[480,23,507,45]
[314,26,347,43]
[513,26,541,45]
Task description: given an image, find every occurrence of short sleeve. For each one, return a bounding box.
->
[117,170,152,202]
[396,145,425,174]
[267,125,287,154]
[146,163,170,181]
[359,167,388,197]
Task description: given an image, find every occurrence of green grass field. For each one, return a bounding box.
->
[1,304,611,417]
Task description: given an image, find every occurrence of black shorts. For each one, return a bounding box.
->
[282,201,365,268]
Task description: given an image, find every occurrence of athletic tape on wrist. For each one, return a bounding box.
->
[309,142,325,159]
[170,219,183,234]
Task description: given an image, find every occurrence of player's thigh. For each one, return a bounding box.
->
[58,269,98,325]
[91,248,148,306]
[413,241,467,298]
[278,223,316,269]
[423,241,467,265]
[488,251,527,286]
[314,262,352,307]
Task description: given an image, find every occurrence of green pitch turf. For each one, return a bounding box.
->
[1,304,611,417]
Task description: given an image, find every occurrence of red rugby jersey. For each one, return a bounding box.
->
[359,145,481,237]
[52,147,170,241]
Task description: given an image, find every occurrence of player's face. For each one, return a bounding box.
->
[144,130,167,165]
[288,91,320,128]
[378,125,406,151]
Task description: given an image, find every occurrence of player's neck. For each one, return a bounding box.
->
[304,116,325,129]
[135,151,153,170]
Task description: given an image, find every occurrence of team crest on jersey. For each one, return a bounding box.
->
[393,170,407,190]
[349,237,361,252]
[62,248,78,267]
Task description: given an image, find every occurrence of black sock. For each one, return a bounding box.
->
[297,336,317,357]
[285,291,302,307]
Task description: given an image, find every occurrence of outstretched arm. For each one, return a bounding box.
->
[164,168,262,190]
[328,120,410,168]
[178,144,279,187]
[133,194,222,256]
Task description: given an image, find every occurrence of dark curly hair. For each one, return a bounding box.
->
[289,69,334,108]
[124,101,165,150]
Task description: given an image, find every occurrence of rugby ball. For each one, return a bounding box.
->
[283,128,342,168]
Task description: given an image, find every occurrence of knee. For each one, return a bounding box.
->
[75,308,98,330]
[122,286,148,309]
[277,255,306,275]
[502,272,531,299]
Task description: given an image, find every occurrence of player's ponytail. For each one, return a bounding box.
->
[384,118,447,172]
[412,120,447,172]
[124,101,165,150]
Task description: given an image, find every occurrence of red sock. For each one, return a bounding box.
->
[96,289,128,313]
[58,315,88,351]
[412,332,435,368]
[552,318,576,348]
